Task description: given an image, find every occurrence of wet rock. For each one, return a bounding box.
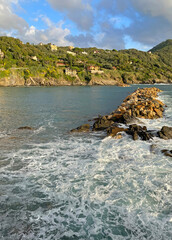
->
[110,112,124,123]
[114,134,123,139]
[127,124,153,141]
[71,124,90,133]
[133,131,139,140]
[161,149,172,157]
[18,126,34,130]
[150,144,157,153]
[107,126,127,137]
[93,118,114,131]
[158,126,172,139]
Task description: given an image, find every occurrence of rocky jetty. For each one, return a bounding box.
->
[71,87,172,146]
[111,87,164,122]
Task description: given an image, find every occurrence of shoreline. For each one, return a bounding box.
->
[0,83,172,87]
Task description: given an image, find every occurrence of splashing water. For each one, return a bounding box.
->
[0,85,172,240]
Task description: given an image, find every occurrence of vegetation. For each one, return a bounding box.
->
[0,36,172,84]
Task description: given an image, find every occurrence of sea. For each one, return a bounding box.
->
[0,85,172,240]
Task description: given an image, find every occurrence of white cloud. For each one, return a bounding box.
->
[23,18,73,46]
[0,0,28,34]
[0,1,73,46]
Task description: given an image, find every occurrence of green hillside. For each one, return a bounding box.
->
[0,36,172,85]
[150,39,172,67]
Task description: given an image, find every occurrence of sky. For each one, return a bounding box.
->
[0,0,172,51]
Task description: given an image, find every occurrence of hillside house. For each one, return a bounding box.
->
[87,65,104,74]
[68,46,74,50]
[56,61,66,67]
[87,66,99,71]
[0,49,4,59]
[82,51,88,55]
[39,42,43,46]
[50,44,58,51]
[67,51,76,56]
[31,56,38,61]
[65,68,77,77]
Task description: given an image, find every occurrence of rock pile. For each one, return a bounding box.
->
[111,87,164,122]
[71,87,171,145]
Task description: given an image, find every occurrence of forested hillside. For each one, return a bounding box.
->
[0,36,172,86]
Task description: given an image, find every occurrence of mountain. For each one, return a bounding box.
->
[0,36,172,86]
[150,39,172,53]
[149,39,172,67]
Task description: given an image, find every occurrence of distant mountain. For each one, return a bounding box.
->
[150,39,172,53]
[149,40,172,67]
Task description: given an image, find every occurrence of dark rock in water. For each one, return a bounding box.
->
[133,131,139,140]
[18,126,34,130]
[93,118,114,131]
[110,112,124,123]
[71,124,90,133]
[107,126,127,137]
[150,144,157,153]
[158,126,172,139]
[127,124,153,141]
[161,149,172,157]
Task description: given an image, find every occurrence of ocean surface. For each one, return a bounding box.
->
[0,85,172,240]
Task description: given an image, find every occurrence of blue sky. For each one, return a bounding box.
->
[0,0,172,50]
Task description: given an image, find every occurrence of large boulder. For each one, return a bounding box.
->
[161,149,172,157]
[93,117,114,131]
[107,126,127,137]
[127,124,153,141]
[158,126,172,139]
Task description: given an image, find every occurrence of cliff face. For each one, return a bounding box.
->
[0,76,25,86]
[0,74,171,87]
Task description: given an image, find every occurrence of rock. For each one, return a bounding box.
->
[133,131,139,140]
[158,126,172,139]
[110,112,124,123]
[18,126,34,130]
[150,144,157,153]
[127,124,153,141]
[71,124,90,133]
[93,118,114,131]
[114,134,122,139]
[107,126,127,137]
[161,149,172,157]
[154,108,163,118]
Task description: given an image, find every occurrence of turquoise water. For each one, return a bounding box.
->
[0,85,172,240]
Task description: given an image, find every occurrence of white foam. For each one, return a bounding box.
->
[1,90,172,240]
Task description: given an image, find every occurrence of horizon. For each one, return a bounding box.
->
[0,1,172,51]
